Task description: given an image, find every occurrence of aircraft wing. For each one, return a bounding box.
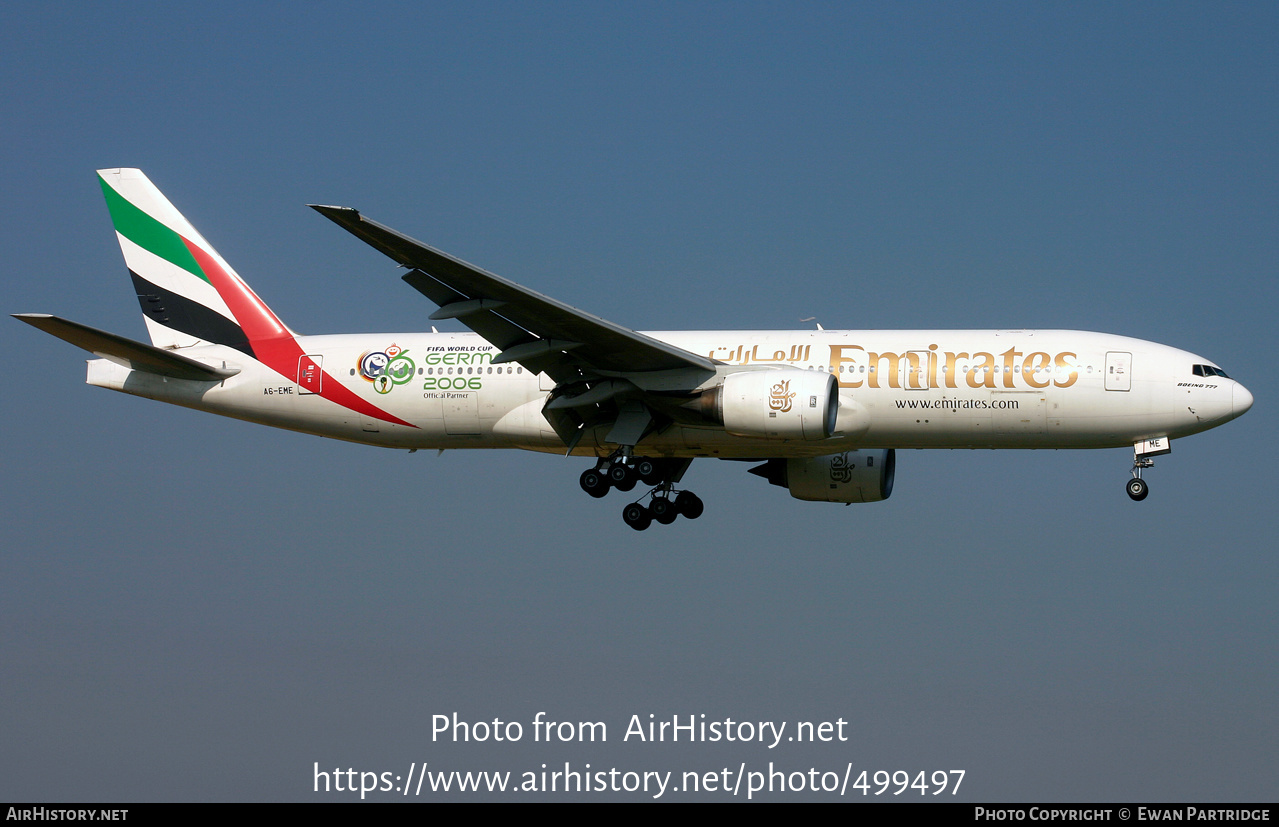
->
[309,205,717,382]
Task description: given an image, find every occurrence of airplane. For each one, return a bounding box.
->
[15,169,1254,530]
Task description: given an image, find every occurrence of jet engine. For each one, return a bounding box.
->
[695,369,837,440]
[749,449,896,503]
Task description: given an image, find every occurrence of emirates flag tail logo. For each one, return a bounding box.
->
[769,379,796,413]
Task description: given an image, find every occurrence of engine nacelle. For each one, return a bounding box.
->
[712,369,838,440]
[749,449,896,503]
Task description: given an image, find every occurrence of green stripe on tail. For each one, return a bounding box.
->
[98,174,207,284]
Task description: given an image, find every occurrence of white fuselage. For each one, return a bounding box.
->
[85,328,1249,458]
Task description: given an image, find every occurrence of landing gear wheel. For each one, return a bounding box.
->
[609,462,636,492]
[635,458,662,486]
[579,468,610,499]
[674,491,704,519]
[622,502,652,531]
[1126,478,1149,501]
[650,496,678,525]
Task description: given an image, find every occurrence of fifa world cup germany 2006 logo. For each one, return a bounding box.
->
[769,379,796,413]
[357,344,416,394]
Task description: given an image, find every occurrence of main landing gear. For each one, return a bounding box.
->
[579,454,703,530]
[621,488,704,531]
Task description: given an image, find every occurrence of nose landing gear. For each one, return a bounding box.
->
[1126,438,1168,501]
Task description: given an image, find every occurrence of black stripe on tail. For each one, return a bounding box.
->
[130,270,254,358]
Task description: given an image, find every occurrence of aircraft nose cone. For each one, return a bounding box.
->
[1234,382,1254,418]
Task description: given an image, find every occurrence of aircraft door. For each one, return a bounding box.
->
[901,350,931,390]
[444,393,480,435]
[297,354,323,394]
[1105,352,1132,391]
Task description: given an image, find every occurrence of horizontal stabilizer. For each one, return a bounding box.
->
[13,314,239,381]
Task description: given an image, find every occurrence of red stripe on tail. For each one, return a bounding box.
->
[183,239,416,428]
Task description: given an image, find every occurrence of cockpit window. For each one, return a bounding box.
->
[1192,364,1230,379]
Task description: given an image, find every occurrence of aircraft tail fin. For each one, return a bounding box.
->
[97,168,292,358]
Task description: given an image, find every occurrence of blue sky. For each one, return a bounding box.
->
[2,2,1275,801]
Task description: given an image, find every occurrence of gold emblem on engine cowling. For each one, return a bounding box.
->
[769,379,796,412]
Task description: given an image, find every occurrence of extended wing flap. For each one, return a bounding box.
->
[310,205,716,375]
[14,314,238,381]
